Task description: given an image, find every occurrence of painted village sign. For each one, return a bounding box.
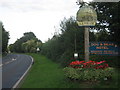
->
[76,5,97,26]
[89,42,120,55]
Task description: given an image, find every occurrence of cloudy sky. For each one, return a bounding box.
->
[0,0,119,44]
[0,0,83,44]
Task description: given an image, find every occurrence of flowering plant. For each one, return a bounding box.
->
[69,60,108,69]
[63,60,114,81]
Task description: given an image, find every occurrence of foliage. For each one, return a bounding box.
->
[0,22,2,55]
[63,60,115,81]
[21,53,67,88]
[21,54,119,88]
[41,2,120,67]
[2,23,9,54]
[94,30,110,41]
[90,55,119,68]
[8,44,14,53]
[9,32,42,53]
[91,2,120,45]
[21,39,42,53]
[41,17,95,67]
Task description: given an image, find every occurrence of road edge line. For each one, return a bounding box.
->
[12,55,34,88]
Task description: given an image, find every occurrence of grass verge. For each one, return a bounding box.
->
[21,53,77,88]
[20,53,119,88]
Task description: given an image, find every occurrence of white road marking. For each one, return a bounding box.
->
[12,58,16,61]
[13,56,34,88]
[5,62,10,64]
[4,58,17,66]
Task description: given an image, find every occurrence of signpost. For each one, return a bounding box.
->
[76,5,97,27]
[84,27,89,62]
[76,3,97,62]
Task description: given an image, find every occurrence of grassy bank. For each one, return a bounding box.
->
[20,53,119,88]
[21,53,76,88]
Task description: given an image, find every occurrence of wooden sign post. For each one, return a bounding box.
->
[84,27,89,62]
[76,3,97,62]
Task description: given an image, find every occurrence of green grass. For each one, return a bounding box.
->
[20,53,119,88]
[21,53,78,88]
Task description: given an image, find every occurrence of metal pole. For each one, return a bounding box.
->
[75,33,77,52]
[84,27,89,62]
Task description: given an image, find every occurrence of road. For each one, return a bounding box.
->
[2,54,33,88]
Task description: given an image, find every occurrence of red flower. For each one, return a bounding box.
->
[69,61,84,65]
[69,60,109,69]
[96,61,106,64]
[95,65,104,69]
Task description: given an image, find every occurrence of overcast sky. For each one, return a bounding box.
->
[0,0,83,44]
[0,0,119,44]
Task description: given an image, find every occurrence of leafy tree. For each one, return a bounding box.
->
[12,32,42,53]
[41,17,96,67]
[0,21,2,54]
[95,30,110,41]
[8,44,14,53]
[2,23,9,53]
[91,2,120,45]
[21,39,42,53]
[41,2,120,67]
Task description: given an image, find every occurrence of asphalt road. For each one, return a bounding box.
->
[2,54,33,88]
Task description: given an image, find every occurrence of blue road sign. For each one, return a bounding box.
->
[89,42,120,55]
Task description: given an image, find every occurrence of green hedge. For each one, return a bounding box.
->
[63,67,115,81]
[90,55,119,68]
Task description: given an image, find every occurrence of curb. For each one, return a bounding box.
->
[12,55,34,88]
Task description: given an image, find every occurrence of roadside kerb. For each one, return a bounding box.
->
[12,56,34,88]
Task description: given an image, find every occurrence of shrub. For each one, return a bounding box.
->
[90,55,119,68]
[63,60,115,81]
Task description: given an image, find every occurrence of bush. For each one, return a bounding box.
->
[90,55,119,68]
[41,17,85,67]
[63,67,114,81]
[63,60,115,81]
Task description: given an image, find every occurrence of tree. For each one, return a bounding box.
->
[8,44,14,53]
[2,23,9,53]
[21,39,42,53]
[0,21,2,54]
[91,2,120,45]
[12,32,42,53]
[95,30,110,41]
[41,17,96,66]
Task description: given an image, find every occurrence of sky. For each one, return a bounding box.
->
[0,0,80,44]
[0,0,119,44]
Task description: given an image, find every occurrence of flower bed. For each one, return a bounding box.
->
[63,60,114,81]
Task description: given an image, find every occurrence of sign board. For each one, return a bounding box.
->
[76,5,97,26]
[89,42,120,55]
